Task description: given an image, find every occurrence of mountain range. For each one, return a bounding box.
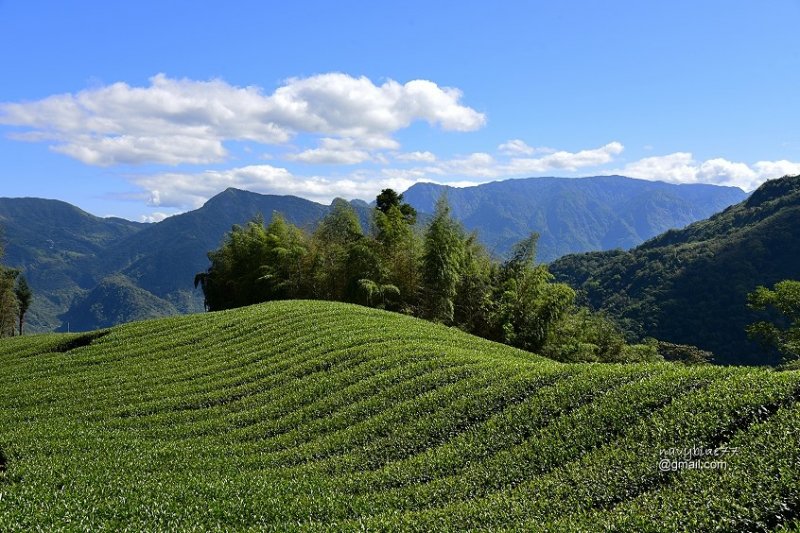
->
[402,175,745,260]
[0,175,746,333]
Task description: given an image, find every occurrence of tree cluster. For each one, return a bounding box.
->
[0,241,32,337]
[195,191,658,362]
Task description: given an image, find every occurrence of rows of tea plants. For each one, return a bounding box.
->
[1,300,798,531]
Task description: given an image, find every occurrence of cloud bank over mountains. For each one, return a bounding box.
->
[2,73,799,216]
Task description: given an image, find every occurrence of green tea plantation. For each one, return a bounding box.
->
[1,301,799,531]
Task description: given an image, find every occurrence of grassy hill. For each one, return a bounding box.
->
[1,301,799,530]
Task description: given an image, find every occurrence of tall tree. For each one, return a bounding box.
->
[0,269,18,337]
[14,275,32,336]
[0,238,20,337]
[489,233,576,353]
[421,195,465,323]
[261,213,310,299]
[453,233,493,335]
[310,199,364,301]
[374,189,421,311]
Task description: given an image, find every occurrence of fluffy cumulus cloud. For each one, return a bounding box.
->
[136,164,433,209]
[615,153,800,191]
[430,142,624,179]
[0,73,485,166]
[137,165,296,208]
[753,160,800,181]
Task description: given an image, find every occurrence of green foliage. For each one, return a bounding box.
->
[259,213,309,299]
[747,280,800,362]
[0,300,798,530]
[490,234,576,353]
[655,340,713,365]
[356,279,400,309]
[453,233,493,336]
[309,199,365,301]
[374,191,422,312]
[196,215,274,310]
[0,241,21,337]
[376,188,417,225]
[542,307,627,362]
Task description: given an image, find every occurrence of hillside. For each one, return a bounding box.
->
[1,300,799,530]
[402,175,746,261]
[550,174,800,366]
[56,274,179,331]
[0,197,145,330]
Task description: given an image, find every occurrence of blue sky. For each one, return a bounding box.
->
[1,0,799,221]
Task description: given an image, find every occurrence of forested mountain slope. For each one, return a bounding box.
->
[0,197,145,330]
[550,175,800,365]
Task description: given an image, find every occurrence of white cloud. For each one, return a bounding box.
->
[753,160,800,180]
[505,142,624,174]
[428,142,624,179]
[498,138,555,156]
[434,152,498,178]
[285,136,403,165]
[0,73,485,166]
[140,212,172,223]
[395,151,437,163]
[137,164,295,208]
[53,134,227,166]
[617,152,699,183]
[135,164,429,208]
[697,158,758,187]
[287,138,372,165]
[131,157,509,210]
[288,147,372,165]
[614,152,800,191]
[499,139,535,155]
